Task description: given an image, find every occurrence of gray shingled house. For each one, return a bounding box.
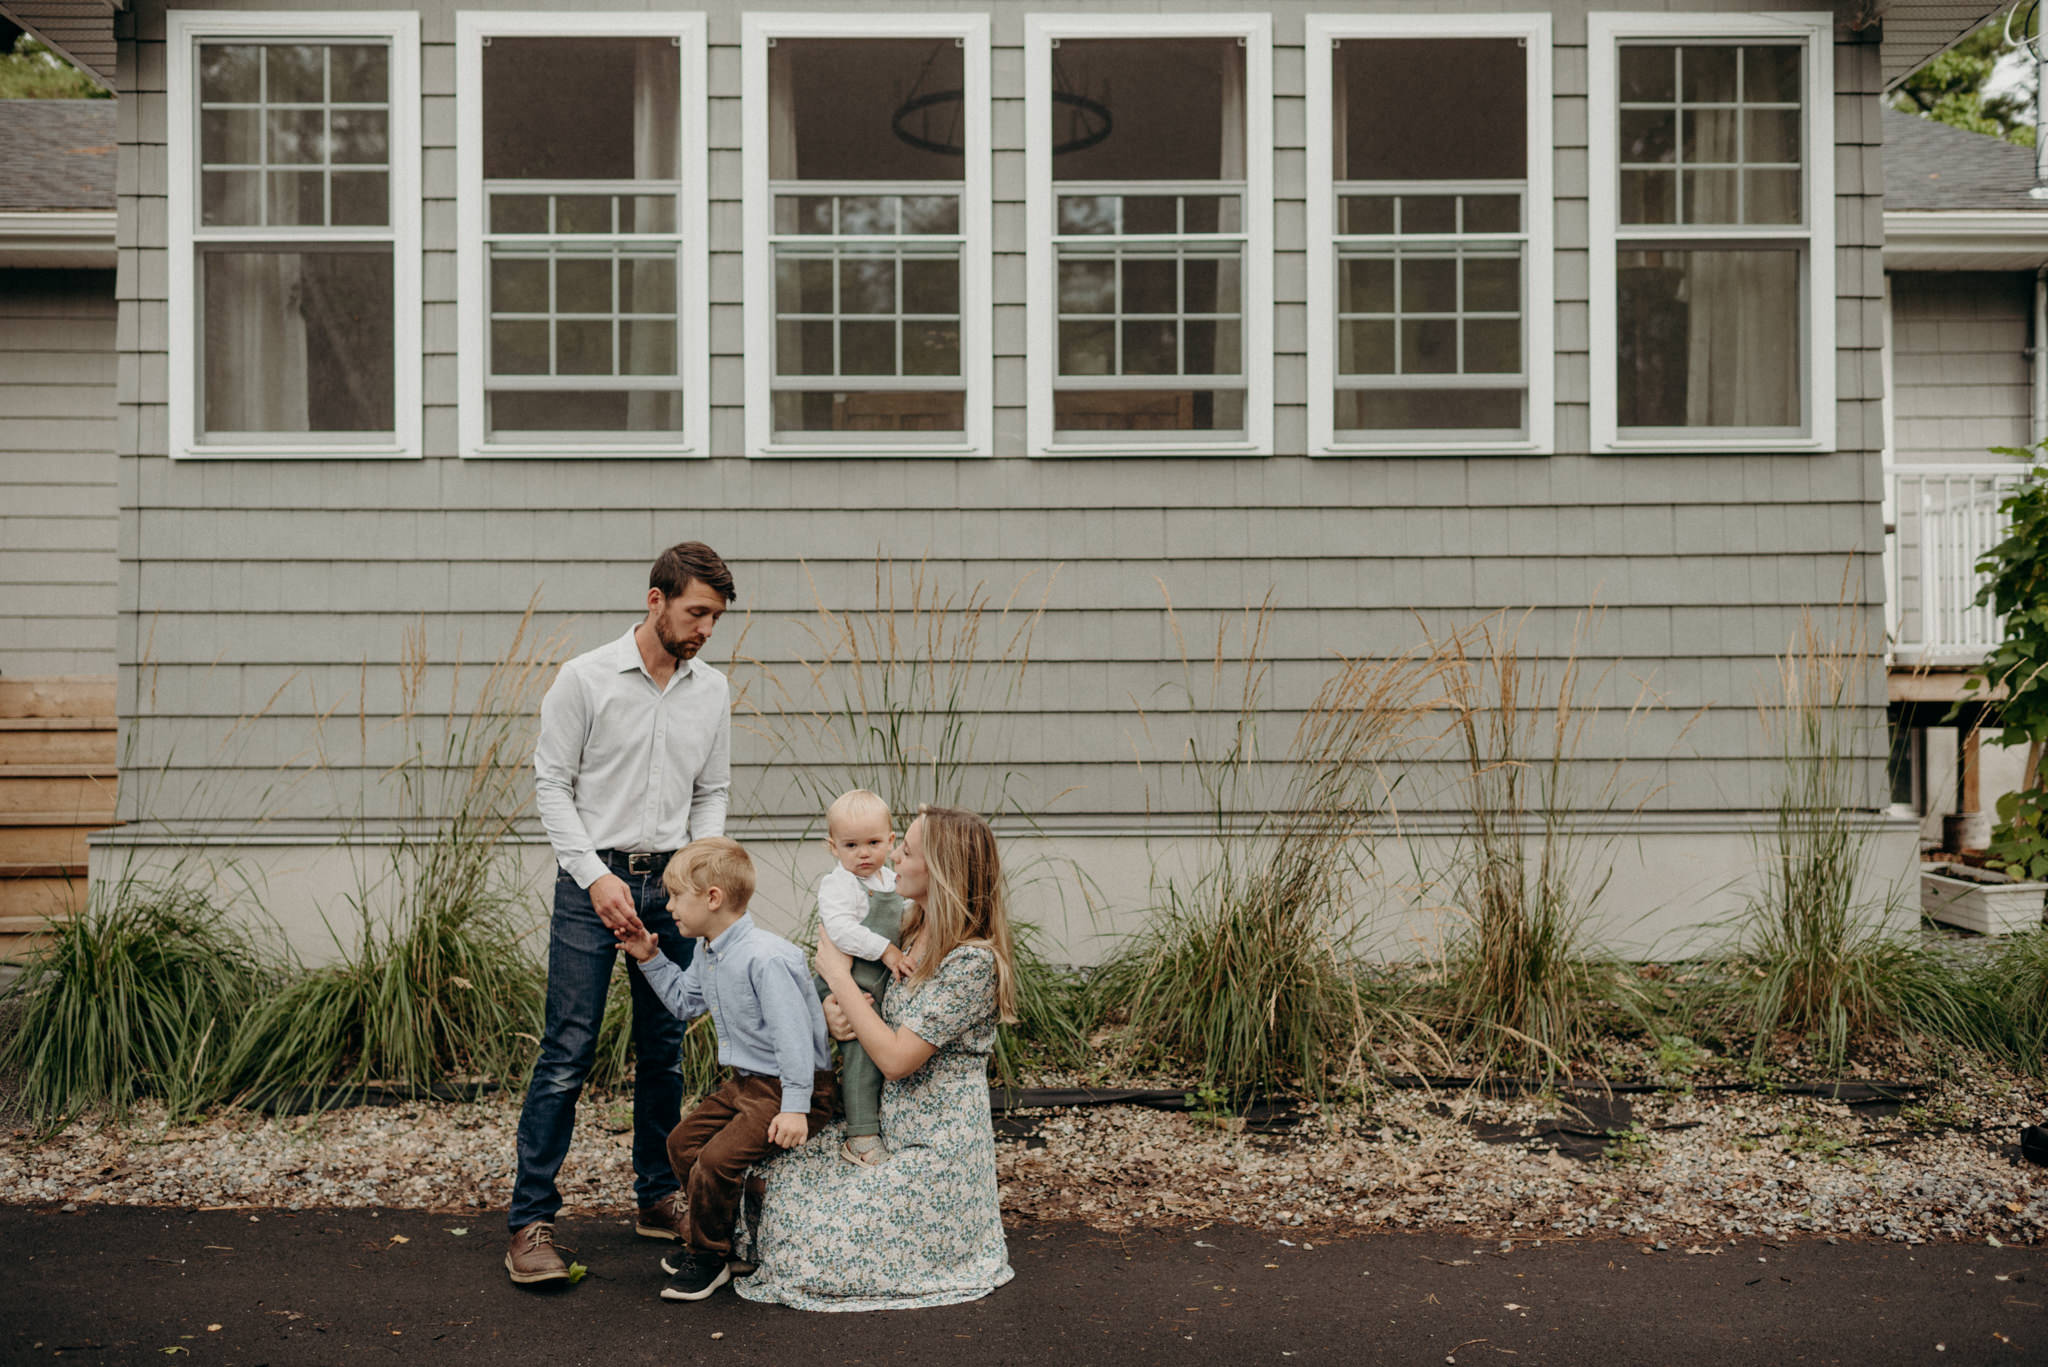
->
[0,2,2032,962]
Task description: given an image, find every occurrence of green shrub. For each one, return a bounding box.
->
[0,871,270,1122]
[1968,927,2048,1073]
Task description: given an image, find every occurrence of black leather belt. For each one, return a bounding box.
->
[598,849,674,878]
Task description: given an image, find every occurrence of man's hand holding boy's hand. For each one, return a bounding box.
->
[882,943,913,982]
[615,924,660,963]
[768,1112,808,1149]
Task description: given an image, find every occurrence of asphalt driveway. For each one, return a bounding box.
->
[4,1206,2043,1365]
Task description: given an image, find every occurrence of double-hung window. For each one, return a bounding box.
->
[456,14,708,457]
[1589,13,1834,452]
[167,11,420,458]
[742,14,991,456]
[1026,16,1272,455]
[1306,15,1552,454]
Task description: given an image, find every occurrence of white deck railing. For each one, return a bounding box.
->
[1886,463,2029,666]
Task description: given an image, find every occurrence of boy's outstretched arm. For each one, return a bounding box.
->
[625,931,707,1022]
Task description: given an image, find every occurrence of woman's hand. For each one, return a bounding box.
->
[820,991,872,1042]
[814,932,854,988]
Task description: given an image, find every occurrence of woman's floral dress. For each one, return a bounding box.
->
[734,944,1014,1312]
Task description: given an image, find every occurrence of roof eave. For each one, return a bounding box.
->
[1885,208,2048,268]
[0,209,116,268]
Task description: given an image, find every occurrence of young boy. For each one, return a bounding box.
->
[616,836,835,1302]
[814,789,912,1165]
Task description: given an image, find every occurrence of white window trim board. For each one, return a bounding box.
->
[1303,13,1554,458]
[1024,12,1274,458]
[166,10,422,460]
[740,12,993,459]
[455,11,709,459]
[1586,11,1836,455]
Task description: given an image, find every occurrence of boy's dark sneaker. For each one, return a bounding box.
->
[661,1248,756,1278]
[635,1192,686,1241]
[505,1222,571,1285]
[659,1248,731,1301]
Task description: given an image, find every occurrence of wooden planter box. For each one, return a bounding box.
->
[1921,863,2048,936]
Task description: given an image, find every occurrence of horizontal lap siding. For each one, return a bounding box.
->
[114,0,1892,831]
[1,268,118,676]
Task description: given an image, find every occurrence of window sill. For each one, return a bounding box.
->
[174,443,418,461]
[1034,439,1263,459]
[749,441,987,459]
[1316,440,1547,458]
[464,444,705,460]
[1596,434,1827,456]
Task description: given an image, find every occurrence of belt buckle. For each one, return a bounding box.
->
[624,851,659,877]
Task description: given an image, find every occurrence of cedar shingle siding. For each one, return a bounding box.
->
[111,2,1892,846]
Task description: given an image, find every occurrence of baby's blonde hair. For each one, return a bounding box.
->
[825,788,892,838]
[661,836,755,914]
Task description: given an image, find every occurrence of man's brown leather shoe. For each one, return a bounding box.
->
[505,1221,571,1285]
[635,1191,687,1241]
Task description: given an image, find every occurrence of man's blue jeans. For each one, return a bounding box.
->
[509,865,696,1231]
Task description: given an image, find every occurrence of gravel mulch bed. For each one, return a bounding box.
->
[7,1061,2045,1246]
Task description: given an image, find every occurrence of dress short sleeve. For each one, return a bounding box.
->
[890,945,996,1051]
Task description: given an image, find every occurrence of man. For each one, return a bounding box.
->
[507,541,736,1286]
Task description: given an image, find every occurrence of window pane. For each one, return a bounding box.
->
[266,46,325,105]
[266,171,324,226]
[329,46,388,103]
[1745,46,1801,104]
[1616,248,1800,429]
[1121,320,1177,374]
[201,249,394,434]
[1463,196,1520,233]
[1058,321,1114,375]
[1058,196,1118,235]
[839,320,896,375]
[1122,258,1177,315]
[903,321,961,376]
[266,109,324,164]
[1054,389,1243,433]
[490,321,549,375]
[1402,258,1457,313]
[1402,197,1456,234]
[1401,318,1457,373]
[491,256,549,313]
[1340,197,1393,235]
[1680,170,1739,224]
[838,258,896,315]
[1681,108,1739,163]
[776,256,834,314]
[620,321,675,376]
[902,258,959,314]
[556,196,612,234]
[1337,388,1522,432]
[773,390,964,434]
[329,110,387,164]
[1059,260,1115,313]
[1464,319,1521,374]
[776,320,836,376]
[1745,109,1801,164]
[1337,38,1525,181]
[1746,169,1802,225]
[556,320,613,375]
[1183,319,1239,375]
[1052,38,1244,182]
[490,390,681,436]
[619,257,675,310]
[771,38,964,182]
[1339,258,1394,314]
[491,196,548,234]
[1620,109,1676,164]
[556,257,612,314]
[202,109,260,164]
[1618,45,1676,102]
[482,38,679,181]
[1680,47,1738,103]
[901,196,961,235]
[1463,256,1520,312]
[330,172,388,227]
[1620,169,1676,225]
[201,171,261,227]
[1339,321,1395,374]
[199,44,260,103]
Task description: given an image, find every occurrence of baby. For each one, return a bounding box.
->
[814,789,913,1165]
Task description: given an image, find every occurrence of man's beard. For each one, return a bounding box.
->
[655,620,700,662]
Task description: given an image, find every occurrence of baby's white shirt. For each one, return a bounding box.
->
[816,863,898,962]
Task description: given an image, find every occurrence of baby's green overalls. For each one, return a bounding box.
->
[816,882,905,1139]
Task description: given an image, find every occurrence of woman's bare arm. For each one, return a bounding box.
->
[817,937,938,1080]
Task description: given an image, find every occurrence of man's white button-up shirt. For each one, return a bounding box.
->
[534,626,732,889]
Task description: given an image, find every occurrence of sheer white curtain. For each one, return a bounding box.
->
[1219,45,1245,182]
[1681,114,1797,427]
[203,253,310,433]
[627,42,681,428]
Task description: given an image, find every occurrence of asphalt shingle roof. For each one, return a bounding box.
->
[1884,105,2048,212]
[0,97,113,211]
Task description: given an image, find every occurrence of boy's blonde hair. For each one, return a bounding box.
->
[662,836,756,914]
[825,788,892,837]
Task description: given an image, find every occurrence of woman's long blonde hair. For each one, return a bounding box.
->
[898,804,1017,1024]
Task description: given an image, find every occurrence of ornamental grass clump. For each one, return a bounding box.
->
[1720,616,1979,1070]
[1420,610,1647,1083]
[0,867,271,1124]
[1095,600,1446,1099]
[226,610,558,1105]
[1967,927,2048,1075]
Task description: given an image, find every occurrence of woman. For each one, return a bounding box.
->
[734,805,1017,1311]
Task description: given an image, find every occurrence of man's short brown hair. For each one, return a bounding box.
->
[662,836,755,914]
[650,541,736,604]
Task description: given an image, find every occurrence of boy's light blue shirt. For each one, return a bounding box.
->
[633,912,833,1112]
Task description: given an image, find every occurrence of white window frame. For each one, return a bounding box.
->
[1024,13,1273,458]
[741,12,992,459]
[167,10,421,460]
[1588,11,1835,454]
[455,11,709,459]
[1304,14,1552,457]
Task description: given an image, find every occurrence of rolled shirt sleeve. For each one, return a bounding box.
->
[534,667,609,890]
[687,702,731,841]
